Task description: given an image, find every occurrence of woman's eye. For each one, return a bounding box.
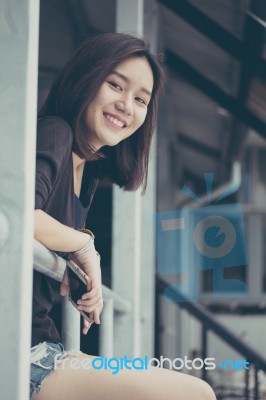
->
[136,97,147,105]
[108,81,122,91]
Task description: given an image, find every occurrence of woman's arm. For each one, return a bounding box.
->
[35,209,103,327]
[34,209,89,252]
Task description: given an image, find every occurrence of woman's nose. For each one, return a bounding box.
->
[115,97,133,116]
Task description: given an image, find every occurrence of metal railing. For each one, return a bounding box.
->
[156,277,266,400]
[33,240,131,356]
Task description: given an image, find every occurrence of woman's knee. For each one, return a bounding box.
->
[196,379,216,400]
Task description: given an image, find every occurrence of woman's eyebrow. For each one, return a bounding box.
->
[110,70,152,97]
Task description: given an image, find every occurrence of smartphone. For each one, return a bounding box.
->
[67,261,94,323]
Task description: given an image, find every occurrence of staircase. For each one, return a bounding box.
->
[156,277,266,400]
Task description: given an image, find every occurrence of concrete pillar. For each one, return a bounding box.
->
[61,297,81,350]
[0,0,39,399]
[99,299,114,357]
[113,0,158,358]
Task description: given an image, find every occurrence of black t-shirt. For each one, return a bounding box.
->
[32,116,99,347]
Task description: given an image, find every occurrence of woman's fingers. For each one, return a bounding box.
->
[77,296,101,308]
[60,268,70,296]
[81,286,100,299]
[82,317,93,335]
[77,285,103,313]
[84,274,92,291]
[77,284,103,312]
[92,308,101,325]
[77,300,103,314]
[72,263,103,319]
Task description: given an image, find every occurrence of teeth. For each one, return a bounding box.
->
[105,114,124,128]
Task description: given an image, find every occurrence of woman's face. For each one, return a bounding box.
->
[84,56,154,150]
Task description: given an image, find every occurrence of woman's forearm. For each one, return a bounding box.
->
[34,209,90,252]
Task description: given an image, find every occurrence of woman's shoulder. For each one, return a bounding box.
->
[37,116,73,147]
[37,115,72,134]
[36,116,74,166]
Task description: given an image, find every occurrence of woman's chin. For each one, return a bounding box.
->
[104,138,121,147]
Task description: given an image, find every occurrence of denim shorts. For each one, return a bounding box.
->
[30,341,82,399]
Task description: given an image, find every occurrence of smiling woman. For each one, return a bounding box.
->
[38,33,163,192]
[84,56,154,149]
[32,33,216,400]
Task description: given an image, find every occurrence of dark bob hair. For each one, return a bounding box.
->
[39,32,164,192]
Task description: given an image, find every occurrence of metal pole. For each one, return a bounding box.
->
[113,0,144,358]
[201,324,208,382]
[244,363,250,400]
[61,297,81,350]
[113,0,158,360]
[254,365,259,400]
[99,299,114,357]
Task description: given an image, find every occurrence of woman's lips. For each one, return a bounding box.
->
[103,113,127,130]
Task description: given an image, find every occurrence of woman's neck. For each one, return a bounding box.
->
[72,152,86,197]
[72,152,86,170]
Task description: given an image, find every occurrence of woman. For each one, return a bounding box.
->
[32,32,216,400]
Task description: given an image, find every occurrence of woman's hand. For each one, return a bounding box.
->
[59,233,103,333]
[76,271,103,326]
[60,268,98,333]
[70,249,103,328]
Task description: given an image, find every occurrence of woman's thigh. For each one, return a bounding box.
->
[33,353,216,400]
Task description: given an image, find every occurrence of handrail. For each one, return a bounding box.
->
[157,276,266,372]
[34,239,66,281]
[182,161,241,209]
[33,239,131,313]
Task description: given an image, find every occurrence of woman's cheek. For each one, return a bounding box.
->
[138,112,147,129]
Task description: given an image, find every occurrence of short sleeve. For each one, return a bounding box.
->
[35,117,73,210]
